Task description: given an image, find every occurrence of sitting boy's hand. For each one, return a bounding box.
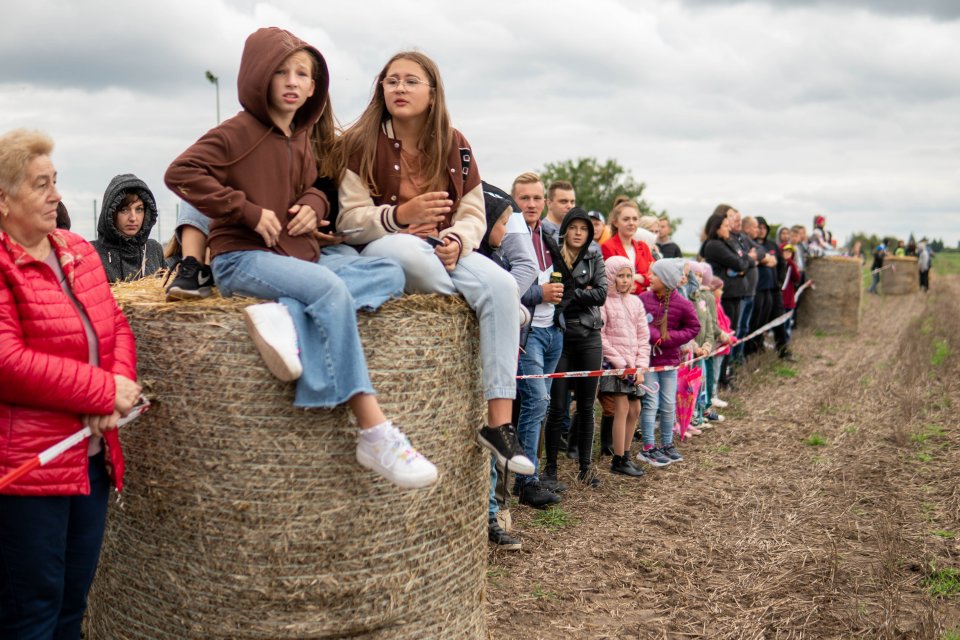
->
[256,209,283,247]
[287,204,318,237]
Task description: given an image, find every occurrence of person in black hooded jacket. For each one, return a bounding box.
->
[92,174,164,282]
[542,207,607,488]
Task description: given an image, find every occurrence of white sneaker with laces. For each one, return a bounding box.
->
[243,302,303,381]
[711,397,729,409]
[357,423,438,489]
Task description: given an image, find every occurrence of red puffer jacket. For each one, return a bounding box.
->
[0,230,136,496]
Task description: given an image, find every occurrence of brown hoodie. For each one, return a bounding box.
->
[165,27,330,262]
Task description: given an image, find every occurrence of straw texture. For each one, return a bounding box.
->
[881,255,919,295]
[796,256,862,334]
[85,276,488,639]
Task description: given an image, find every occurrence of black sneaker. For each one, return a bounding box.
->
[488,520,521,551]
[565,445,579,460]
[660,444,684,463]
[636,447,671,467]
[517,481,561,509]
[539,472,568,494]
[478,424,535,476]
[166,256,214,301]
[577,467,602,488]
[611,454,645,477]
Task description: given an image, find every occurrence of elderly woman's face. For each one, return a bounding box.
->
[0,155,60,238]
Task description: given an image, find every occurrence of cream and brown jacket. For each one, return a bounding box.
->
[338,121,485,258]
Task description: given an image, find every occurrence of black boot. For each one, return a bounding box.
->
[600,416,613,456]
[577,466,602,488]
[611,454,645,477]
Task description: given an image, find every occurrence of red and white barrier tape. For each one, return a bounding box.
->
[517,280,813,381]
[0,397,150,492]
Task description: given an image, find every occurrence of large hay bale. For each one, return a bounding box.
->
[796,256,862,334]
[85,278,488,639]
[880,255,919,295]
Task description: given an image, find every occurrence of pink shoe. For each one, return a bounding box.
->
[686,426,703,436]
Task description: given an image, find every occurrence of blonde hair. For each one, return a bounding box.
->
[638,215,659,232]
[511,171,541,197]
[560,218,588,268]
[608,200,640,234]
[0,129,53,195]
[340,51,451,196]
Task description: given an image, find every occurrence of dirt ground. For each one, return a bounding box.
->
[486,274,960,639]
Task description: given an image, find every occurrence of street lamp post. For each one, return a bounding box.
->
[205,70,220,124]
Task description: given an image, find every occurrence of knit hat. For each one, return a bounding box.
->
[708,276,724,291]
[651,258,686,291]
[480,181,518,255]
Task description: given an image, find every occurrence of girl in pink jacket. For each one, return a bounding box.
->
[599,256,650,478]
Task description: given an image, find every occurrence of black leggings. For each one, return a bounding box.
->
[544,330,602,472]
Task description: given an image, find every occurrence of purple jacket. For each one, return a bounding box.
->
[640,289,701,368]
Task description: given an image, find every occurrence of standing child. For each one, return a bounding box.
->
[337,51,534,477]
[780,243,802,339]
[636,259,701,467]
[165,28,437,489]
[598,256,648,477]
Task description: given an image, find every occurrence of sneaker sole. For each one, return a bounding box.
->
[356,449,438,490]
[636,454,671,468]
[476,434,535,476]
[165,285,213,301]
[243,309,303,382]
[491,540,522,551]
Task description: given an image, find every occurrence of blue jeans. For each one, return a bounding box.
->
[0,452,109,640]
[515,325,563,485]
[732,295,754,363]
[211,249,404,408]
[640,369,679,448]
[175,200,211,241]
[359,234,519,401]
[868,272,880,293]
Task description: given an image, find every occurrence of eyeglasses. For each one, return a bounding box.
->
[381,77,433,91]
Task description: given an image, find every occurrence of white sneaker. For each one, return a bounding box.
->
[243,302,303,381]
[357,423,438,489]
[711,397,729,409]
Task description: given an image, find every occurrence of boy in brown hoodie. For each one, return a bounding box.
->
[165,27,437,490]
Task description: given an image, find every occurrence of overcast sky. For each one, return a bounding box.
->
[2,0,957,251]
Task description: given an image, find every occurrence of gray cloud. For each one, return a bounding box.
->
[680,0,960,20]
[1,0,957,251]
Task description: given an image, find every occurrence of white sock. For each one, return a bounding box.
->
[359,420,392,443]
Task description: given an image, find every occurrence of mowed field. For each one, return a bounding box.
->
[486,273,960,639]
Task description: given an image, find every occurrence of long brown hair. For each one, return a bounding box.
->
[311,103,344,183]
[340,51,452,196]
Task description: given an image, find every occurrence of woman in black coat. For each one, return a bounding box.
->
[542,208,608,487]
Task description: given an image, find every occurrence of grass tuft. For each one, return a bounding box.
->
[925,566,960,597]
[931,339,950,366]
[803,433,827,447]
[531,507,577,530]
[775,366,798,378]
[931,529,957,539]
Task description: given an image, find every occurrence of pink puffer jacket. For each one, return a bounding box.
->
[599,256,650,369]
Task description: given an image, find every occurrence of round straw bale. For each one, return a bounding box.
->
[880,255,919,295]
[796,256,862,334]
[85,276,488,639]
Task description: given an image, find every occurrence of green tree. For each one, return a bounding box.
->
[539,157,681,230]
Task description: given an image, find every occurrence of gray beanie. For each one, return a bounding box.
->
[651,258,686,290]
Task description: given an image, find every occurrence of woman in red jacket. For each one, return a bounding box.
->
[601,200,654,294]
[0,130,141,639]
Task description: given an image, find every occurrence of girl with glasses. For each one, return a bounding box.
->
[337,51,533,477]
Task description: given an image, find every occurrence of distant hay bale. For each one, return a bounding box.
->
[796,256,862,334]
[85,276,488,639]
[880,255,919,295]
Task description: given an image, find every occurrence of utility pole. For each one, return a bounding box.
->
[205,70,220,124]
